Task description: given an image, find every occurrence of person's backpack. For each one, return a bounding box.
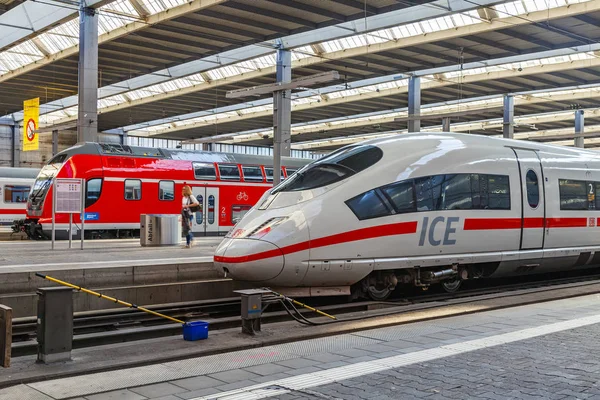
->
[187,196,200,213]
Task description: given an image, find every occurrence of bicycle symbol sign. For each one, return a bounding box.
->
[236,191,248,201]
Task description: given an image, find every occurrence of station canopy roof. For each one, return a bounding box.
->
[1,0,600,150]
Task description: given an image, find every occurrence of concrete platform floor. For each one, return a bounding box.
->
[0,237,223,273]
[3,282,600,399]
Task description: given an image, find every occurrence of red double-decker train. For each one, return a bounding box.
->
[18,142,309,239]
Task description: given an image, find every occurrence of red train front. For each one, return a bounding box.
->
[20,142,309,240]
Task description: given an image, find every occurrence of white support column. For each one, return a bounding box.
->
[273,47,292,186]
[503,94,514,139]
[575,109,585,148]
[408,76,421,133]
[77,6,99,143]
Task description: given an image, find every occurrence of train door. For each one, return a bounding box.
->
[513,148,545,250]
[192,186,220,236]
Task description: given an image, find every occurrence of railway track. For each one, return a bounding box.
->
[11,269,600,357]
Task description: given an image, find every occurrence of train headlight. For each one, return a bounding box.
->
[241,217,288,240]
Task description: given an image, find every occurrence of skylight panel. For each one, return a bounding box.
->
[253,53,277,68]
[139,0,167,14]
[451,11,479,26]
[127,88,162,101]
[99,95,128,108]
[405,23,423,36]
[163,0,188,7]
[236,60,258,72]
[102,0,139,17]
[238,105,272,115]
[292,96,321,106]
[63,106,78,117]
[38,19,79,54]
[420,19,440,33]
[365,30,392,44]
[0,41,43,70]
[98,12,129,35]
[291,46,315,60]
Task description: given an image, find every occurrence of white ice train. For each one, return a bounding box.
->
[214,133,600,299]
[0,167,38,226]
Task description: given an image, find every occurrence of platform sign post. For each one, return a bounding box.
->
[52,178,83,250]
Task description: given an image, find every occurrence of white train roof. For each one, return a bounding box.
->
[362,132,600,159]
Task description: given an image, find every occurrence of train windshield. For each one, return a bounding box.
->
[29,162,62,203]
[272,145,383,193]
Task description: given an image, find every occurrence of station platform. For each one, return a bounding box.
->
[0,238,227,317]
[0,238,222,272]
[3,290,600,399]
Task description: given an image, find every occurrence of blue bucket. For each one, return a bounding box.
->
[183,321,209,341]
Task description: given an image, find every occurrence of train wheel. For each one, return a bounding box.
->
[367,285,393,301]
[441,278,462,293]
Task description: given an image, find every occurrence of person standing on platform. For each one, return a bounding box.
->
[181,185,200,248]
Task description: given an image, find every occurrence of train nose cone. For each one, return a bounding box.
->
[214,238,284,282]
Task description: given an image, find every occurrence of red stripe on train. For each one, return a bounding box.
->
[0,210,25,215]
[545,217,588,228]
[214,221,418,264]
[464,217,592,230]
[216,217,595,264]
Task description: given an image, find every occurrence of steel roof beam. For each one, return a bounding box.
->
[171,16,266,40]
[433,41,493,60]
[6,0,521,120]
[465,35,521,54]
[223,1,317,28]
[500,28,555,50]
[279,2,348,22]
[550,71,589,85]
[326,0,378,15]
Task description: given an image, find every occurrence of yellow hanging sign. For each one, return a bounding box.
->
[22,98,40,152]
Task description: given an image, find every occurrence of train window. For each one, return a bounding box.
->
[124,179,142,200]
[218,164,240,181]
[265,167,284,182]
[286,168,297,177]
[317,145,383,174]
[47,154,67,165]
[196,195,203,224]
[193,162,216,180]
[442,174,473,210]
[208,195,215,224]
[3,185,30,203]
[275,165,347,192]
[85,179,103,207]
[159,181,174,201]
[273,145,382,193]
[526,170,539,208]
[381,181,415,213]
[345,189,392,220]
[559,179,588,210]
[242,166,263,182]
[415,177,434,211]
[486,175,510,210]
[232,205,252,224]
